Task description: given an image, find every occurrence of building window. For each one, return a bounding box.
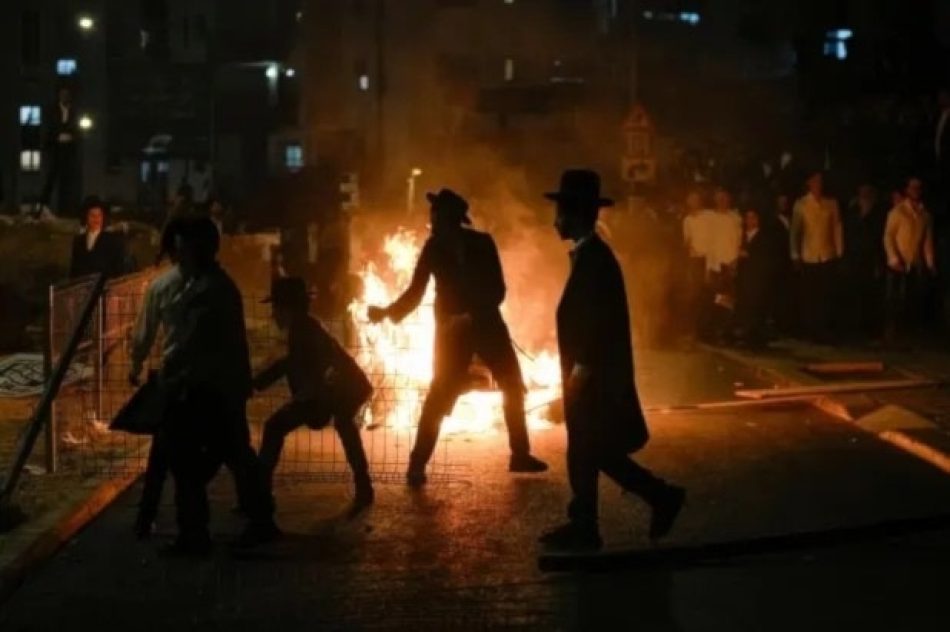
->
[19,105,41,126]
[823,29,853,61]
[20,150,41,172]
[285,144,304,171]
[642,10,701,26]
[57,58,78,75]
[504,58,515,82]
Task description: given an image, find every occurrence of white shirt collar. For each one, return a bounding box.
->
[572,232,596,255]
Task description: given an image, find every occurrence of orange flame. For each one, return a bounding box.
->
[349,229,560,435]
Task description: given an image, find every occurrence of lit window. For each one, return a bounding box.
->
[57,58,78,75]
[504,58,515,81]
[285,144,304,170]
[680,12,700,25]
[504,0,515,4]
[642,10,701,25]
[20,150,41,172]
[358,74,370,91]
[824,28,852,60]
[19,105,41,126]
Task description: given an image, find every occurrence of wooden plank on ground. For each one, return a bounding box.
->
[735,379,938,400]
[804,361,885,374]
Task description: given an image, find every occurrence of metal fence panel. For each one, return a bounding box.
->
[49,269,464,484]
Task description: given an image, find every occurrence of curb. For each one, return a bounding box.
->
[539,512,950,572]
[703,344,950,477]
[0,470,140,604]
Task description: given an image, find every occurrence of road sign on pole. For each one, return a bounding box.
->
[621,104,656,184]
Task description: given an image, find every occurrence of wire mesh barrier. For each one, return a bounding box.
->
[47,269,466,485]
[49,271,157,476]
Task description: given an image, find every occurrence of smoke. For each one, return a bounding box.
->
[348,145,687,357]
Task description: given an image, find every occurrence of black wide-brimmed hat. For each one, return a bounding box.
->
[544,169,614,207]
[81,195,107,217]
[262,276,313,308]
[426,188,472,225]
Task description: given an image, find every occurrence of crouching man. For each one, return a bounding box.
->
[254,277,374,511]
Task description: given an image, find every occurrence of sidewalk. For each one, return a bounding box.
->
[707,338,950,474]
[0,396,139,602]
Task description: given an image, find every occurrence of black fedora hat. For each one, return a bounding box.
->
[80,195,108,217]
[544,169,614,207]
[262,277,313,308]
[426,188,472,225]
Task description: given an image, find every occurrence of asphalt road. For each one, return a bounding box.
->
[3,395,950,631]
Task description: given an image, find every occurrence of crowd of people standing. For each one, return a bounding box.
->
[671,169,938,349]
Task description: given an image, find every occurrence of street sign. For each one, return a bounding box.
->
[621,103,656,184]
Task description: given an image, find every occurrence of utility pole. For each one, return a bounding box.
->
[374,0,386,186]
[627,0,639,109]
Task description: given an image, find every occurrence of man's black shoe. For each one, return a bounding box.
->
[509,454,549,473]
[539,522,602,551]
[649,485,686,541]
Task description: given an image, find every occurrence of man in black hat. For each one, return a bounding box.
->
[368,188,548,486]
[69,196,126,280]
[162,217,278,555]
[541,169,685,551]
[254,277,374,511]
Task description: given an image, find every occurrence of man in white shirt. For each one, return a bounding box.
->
[884,177,936,340]
[790,170,843,341]
[706,187,743,274]
[697,186,742,341]
[128,218,189,538]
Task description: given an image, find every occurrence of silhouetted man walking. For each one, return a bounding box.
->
[162,217,278,555]
[368,188,548,486]
[540,170,685,551]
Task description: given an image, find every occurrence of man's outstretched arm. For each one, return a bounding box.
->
[369,241,432,323]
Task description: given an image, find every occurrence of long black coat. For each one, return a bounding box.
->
[254,316,372,418]
[69,231,126,280]
[557,234,649,454]
[389,228,507,325]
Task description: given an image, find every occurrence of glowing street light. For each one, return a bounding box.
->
[285,68,296,78]
[265,64,279,80]
[78,115,94,131]
[407,168,423,214]
[78,15,95,31]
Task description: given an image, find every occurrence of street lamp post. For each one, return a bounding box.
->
[406,167,422,214]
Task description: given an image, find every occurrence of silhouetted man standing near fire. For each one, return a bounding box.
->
[368,188,548,486]
[541,170,685,551]
[162,217,279,555]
